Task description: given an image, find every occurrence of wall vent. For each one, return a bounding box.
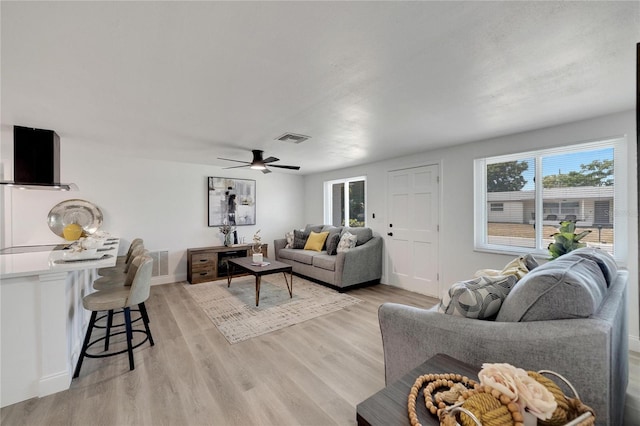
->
[149,250,169,277]
[275,133,311,144]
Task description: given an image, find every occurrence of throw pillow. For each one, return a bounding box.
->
[562,247,617,287]
[475,254,538,281]
[293,230,309,249]
[304,231,330,252]
[336,231,357,253]
[438,275,517,320]
[325,233,341,255]
[284,231,295,249]
[496,256,607,322]
[342,227,373,246]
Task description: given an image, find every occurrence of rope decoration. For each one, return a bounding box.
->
[407,370,595,426]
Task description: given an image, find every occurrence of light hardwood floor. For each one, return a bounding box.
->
[1,282,638,425]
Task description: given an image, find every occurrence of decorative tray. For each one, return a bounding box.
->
[47,199,103,237]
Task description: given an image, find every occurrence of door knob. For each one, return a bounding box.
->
[387,232,393,236]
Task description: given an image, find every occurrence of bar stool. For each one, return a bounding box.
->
[114,238,144,267]
[73,255,154,378]
[93,248,150,290]
[97,244,145,278]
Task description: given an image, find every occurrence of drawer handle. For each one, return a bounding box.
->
[199,259,208,262]
[199,272,208,276]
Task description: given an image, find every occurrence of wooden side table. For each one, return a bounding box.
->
[356,354,479,426]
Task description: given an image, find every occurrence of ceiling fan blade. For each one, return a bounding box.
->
[223,165,251,170]
[218,157,251,164]
[269,164,300,170]
[262,168,272,174]
[263,156,279,163]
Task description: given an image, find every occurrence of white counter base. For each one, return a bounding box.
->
[0,243,118,407]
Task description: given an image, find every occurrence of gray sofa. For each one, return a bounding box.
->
[274,224,382,291]
[379,248,628,426]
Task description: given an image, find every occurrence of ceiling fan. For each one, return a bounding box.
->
[218,150,301,174]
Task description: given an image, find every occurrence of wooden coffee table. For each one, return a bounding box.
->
[356,354,480,426]
[226,257,293,306]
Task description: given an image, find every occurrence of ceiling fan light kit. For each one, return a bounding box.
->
[218,149,301,174]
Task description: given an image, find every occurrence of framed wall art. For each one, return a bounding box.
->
[208,177,256,226]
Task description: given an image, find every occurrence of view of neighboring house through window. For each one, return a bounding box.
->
[324,176,366,227]
[474,138,626,259]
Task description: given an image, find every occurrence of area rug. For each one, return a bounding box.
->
[184,274,362,344]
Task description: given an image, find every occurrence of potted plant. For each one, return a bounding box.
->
[548,220,591,259]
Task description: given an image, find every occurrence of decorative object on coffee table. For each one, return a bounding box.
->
[252,229,263,263]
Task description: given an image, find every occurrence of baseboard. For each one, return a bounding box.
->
[39,370,71,398]
[151,272,186,286]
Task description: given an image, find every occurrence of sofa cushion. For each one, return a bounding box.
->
[342,227,373,246]
[293,230,309,249]
[284,231,295,249]
[277,248,297,261]
[289,250,321,265]
[325,233,341,255]
[337,231,358,253]
[438,275,517,320]
[563,247,617,287]
[313,254,337,271]
[304,231,329,252]
[496,256,608,322]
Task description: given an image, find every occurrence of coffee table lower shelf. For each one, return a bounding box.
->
[356,353,480,426]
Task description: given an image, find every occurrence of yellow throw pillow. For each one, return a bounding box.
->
[304,231,329,252]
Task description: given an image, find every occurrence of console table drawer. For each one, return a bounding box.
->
[192,253,216,266]
[191,268,216,283]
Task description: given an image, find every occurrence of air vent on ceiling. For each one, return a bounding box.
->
[275,133,311,144]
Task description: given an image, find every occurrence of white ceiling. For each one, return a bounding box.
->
[2,1,638,175]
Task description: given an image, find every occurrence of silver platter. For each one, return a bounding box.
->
[47,199,104,237]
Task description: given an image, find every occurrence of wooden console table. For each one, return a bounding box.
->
[186,244,268,284]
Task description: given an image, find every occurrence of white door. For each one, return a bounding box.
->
[387,165,440,297]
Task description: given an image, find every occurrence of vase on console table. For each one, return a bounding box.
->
[224,233,232,247]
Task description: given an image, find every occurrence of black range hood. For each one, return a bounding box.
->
[0,126,78,191]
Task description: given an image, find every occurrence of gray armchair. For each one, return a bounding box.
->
[379,270,628,426]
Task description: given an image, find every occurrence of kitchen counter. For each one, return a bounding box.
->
[0,240,120,407]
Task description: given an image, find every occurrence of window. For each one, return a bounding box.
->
[474,137,627,260]
[324,176,366,227]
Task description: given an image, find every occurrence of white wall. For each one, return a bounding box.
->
[1,132,305,284]
[303,110,639,351]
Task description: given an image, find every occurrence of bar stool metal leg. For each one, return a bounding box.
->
[123,307,135,371]
[74,311,98,378]
[138,303,155,346]
[104,310,114,351]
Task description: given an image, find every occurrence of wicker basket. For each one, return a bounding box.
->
[442,370,595,426]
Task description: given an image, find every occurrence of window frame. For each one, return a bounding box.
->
[323,176,367,227]
[474,137,628,264]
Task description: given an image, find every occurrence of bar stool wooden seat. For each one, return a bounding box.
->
[73,255,154,378]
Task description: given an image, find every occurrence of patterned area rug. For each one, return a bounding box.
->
[184,274,362,344]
